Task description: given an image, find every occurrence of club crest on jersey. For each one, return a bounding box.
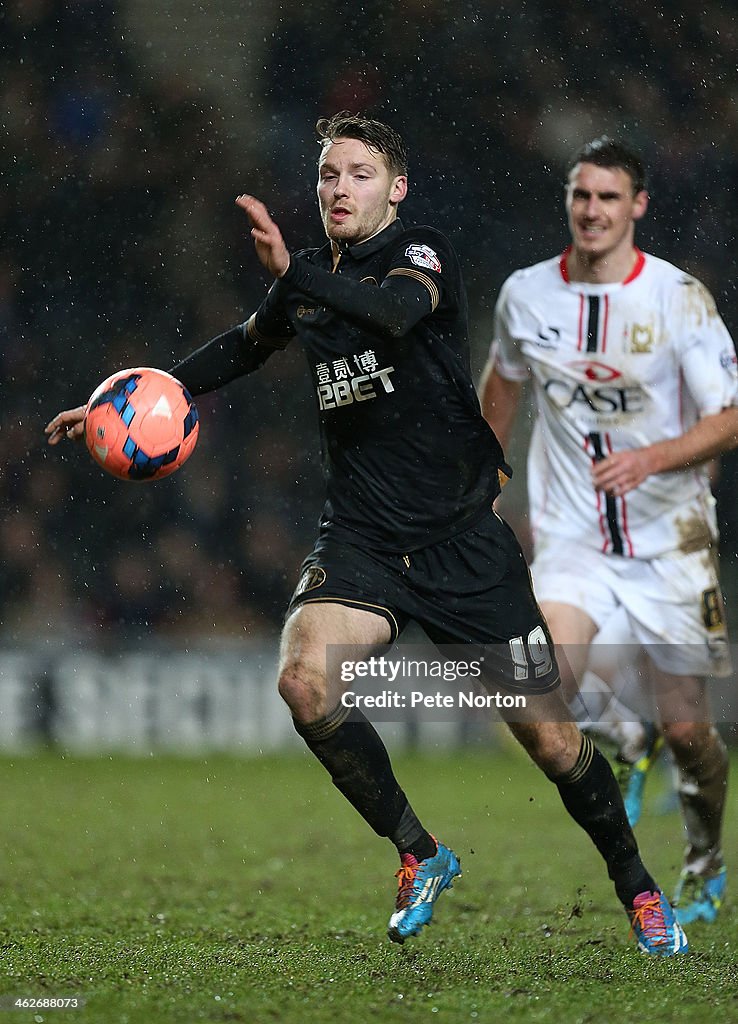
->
[295,566,326,595]
[629,324,655,353]
[405,244,442,273]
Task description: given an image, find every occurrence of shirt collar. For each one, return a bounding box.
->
[331,218,405,261]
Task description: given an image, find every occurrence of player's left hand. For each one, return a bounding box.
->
[591,448,655,496]
[236,195,290,278]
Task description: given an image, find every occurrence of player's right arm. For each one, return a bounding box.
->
[170,311,291,398]
[43,321,277,446]
[478,276,530,449]
[479,358,523,452]
[45,286,295,444]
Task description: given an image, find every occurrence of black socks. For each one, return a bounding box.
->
[295,710,657,902]
[551,735,656,906]
[294,703,435,860]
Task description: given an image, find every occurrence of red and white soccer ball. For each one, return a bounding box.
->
[83,367,199,481]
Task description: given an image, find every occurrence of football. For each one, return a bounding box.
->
[83,367,199,481]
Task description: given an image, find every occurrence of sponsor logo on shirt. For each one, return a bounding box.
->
[542,360,646,422]
[567,360,621,382]
[315,351,397,410]
[405,244,442,273]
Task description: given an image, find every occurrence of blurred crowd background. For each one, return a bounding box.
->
[3,0,738,646]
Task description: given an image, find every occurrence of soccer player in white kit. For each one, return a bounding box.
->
[480,137,738,925]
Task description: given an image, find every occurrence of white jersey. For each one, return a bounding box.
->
[492,249,738,560]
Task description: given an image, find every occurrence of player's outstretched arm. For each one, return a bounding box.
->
[45,406,86,445]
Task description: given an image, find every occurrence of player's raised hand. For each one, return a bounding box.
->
[236,195,290,278]
[45,406,86,445]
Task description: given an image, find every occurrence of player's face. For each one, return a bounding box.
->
[317,137,407,244]
[566,162,648,262]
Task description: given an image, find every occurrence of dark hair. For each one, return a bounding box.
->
[566,136,647,194]
[316,111,408,177]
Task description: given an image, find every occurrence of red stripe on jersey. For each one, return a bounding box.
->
[597,490,610,552]
[601,294,609,352]
[577,293,585,351]
[623,248,646,284]
[619,492,635,556]
[559,248,571,282]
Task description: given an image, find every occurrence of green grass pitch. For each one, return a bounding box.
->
[1,741,737,1024]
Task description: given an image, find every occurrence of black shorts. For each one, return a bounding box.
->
[287,508,560,695]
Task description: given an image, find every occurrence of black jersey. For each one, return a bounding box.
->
[247,220,510,552]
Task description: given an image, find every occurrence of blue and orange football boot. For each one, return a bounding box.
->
[387,839,461,944]
[628,889,688,956]
[673,866,726,925]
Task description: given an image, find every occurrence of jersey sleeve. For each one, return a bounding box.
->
[674,276,738,415]
[246,278,297,350]
[280,231,446,339]
[381,227,458,315]
[490,273,531,381]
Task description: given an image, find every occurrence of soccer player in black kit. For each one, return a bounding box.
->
[46,113,686,955]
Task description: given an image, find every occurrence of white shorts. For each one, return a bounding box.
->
[531,535,731,677]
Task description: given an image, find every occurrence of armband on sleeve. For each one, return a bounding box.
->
[170,322,276,397]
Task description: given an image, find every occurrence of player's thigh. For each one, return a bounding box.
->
[278,601,392,720]
[587,604,640,691]
[533,538,614,684]
[532,538,615,643]
[538,601,599,646]
[279,600,393,666]
[538,600,599,682]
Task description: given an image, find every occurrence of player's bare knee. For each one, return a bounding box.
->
[661,720,713,760]
[276,662,312,706]
[277,661,327,721]
[509,721,580,776]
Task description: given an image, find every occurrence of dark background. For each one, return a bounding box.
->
[3,0,737,644]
